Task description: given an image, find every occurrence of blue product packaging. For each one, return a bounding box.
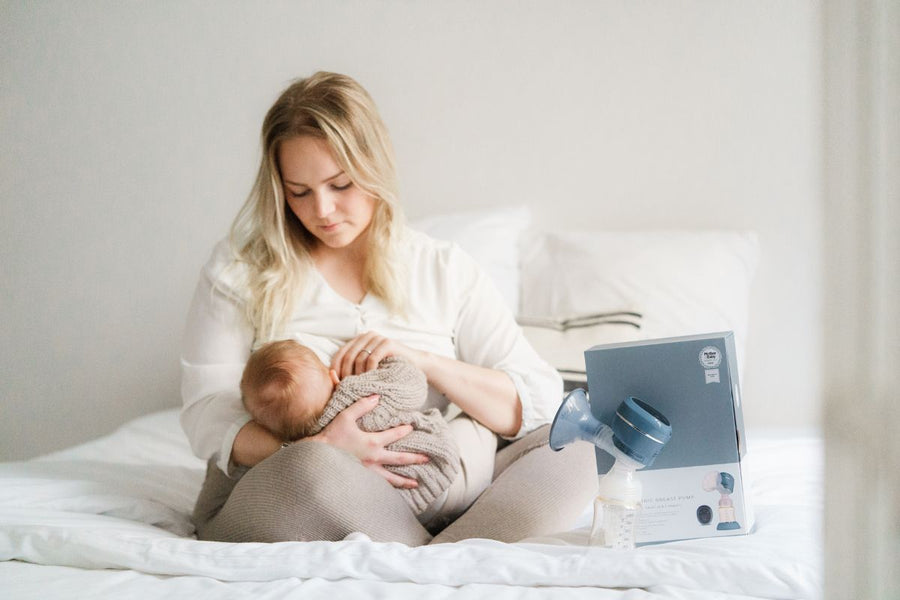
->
[584,331,754,544]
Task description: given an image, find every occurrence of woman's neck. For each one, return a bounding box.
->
[310,239,369,305]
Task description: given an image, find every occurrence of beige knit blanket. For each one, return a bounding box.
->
[308,356,460,514]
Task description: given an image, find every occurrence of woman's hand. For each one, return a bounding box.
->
[333,331,523,437]
[309,394,429,489]
[332,331,423,379]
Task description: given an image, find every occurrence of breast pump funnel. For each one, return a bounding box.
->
[549,388,672,468]
[549,388,672,549]
[549,388,602,450]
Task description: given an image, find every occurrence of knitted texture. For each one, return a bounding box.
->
[193,423,599,545]
[309,356,460,514]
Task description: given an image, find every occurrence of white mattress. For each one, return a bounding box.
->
[0,409,823,599]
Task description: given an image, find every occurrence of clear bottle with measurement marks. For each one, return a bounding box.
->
[589,455,643,549]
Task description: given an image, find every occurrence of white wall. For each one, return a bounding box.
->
[0,1,823,460]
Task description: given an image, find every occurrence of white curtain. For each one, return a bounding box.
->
[823,1,900,598]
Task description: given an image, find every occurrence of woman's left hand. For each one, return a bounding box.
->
[331,331,424,379]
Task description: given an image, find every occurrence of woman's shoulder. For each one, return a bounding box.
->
[401,227,451,253]
[400,227,478,275]
[396,228,485,310]
[200,237,252,300]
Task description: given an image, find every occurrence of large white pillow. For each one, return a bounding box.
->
[517,313,644,390]
[519,230,759,373]
[411,205,531,312]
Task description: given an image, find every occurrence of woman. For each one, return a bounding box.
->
[181,72,596,545]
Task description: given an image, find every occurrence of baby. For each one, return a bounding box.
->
[240,339,464,522]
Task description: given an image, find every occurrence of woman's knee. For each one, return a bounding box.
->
[203,441,361,542]
[495,424,597,482]
[540,434,598,493]
[493,424,552,479]
[249,440,365,516]
[203,440,430,544]
[496,430,598,507]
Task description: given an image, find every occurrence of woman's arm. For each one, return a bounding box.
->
[447,245,562,438]
[416,351,522,437]
[180,241,255,475]
[333,332,522,437]
[230,420,283,467]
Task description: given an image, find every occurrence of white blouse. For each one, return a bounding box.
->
[179,229,562,474]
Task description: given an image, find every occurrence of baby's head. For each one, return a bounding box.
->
[240,339,339,441]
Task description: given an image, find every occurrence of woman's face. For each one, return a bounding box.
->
[278,135,376,253]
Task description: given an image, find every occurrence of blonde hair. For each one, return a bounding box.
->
[226,72,406,340]
[240,340,333,441]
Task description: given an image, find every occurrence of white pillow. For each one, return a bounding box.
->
[518,314,644,390]
[519,230,759,372]
[411,205,531,312]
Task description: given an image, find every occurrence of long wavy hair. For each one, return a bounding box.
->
[224,72,407,341]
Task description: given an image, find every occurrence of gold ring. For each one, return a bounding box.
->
[361,348,372,355]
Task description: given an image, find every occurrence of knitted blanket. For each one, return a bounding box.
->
[309,356,460,514]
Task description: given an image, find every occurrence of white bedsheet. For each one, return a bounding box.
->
[0,410,823,599]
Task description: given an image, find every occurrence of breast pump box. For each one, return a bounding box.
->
[584,331,753,544]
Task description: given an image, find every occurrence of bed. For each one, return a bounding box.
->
[0,410,822,599]
[0,207,823,599]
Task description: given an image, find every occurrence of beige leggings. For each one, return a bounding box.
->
[192,422,598,546]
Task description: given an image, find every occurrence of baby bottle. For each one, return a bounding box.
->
[589,439,645,548]
[549,390,672,550]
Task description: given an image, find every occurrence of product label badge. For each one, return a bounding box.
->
[699,346,722,369]
[705,369,720,384]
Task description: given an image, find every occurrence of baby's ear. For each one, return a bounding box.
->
[329,369,340,385]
